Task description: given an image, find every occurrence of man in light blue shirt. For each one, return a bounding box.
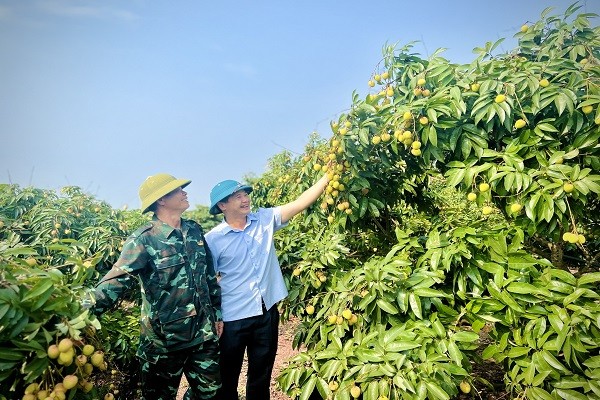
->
[205,175,328,400]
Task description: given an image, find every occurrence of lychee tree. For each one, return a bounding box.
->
[0,184,147,399]
[246,4,600,400]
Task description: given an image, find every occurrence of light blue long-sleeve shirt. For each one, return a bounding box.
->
[205,207,289,322]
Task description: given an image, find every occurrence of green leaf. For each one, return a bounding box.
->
[583,355,600,369]
[0,347,25,361]
[386,341,421,352]
[299,375,317,400]
[554,388,588,400]
[425,381,450,400]
[552,377,587,389]
[507,346,530,358]
[21,279,54,303]
[451,331,479,342]
[427,125,438,147]
[541,350,569,373]
[447,341,462,365]
[408,293,422,319]
[366,380,379,400]
[482,344,498,360]
[376,299,399,314]
[526,387,555,400]
[412,287,449,298]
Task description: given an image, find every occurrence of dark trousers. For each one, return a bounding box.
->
[217,305,279,400]
[139,338,220,400]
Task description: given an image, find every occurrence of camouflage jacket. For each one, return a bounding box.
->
[93,217,221,356]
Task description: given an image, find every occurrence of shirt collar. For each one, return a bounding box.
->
[220,213,257,234]
[152,216,188,238]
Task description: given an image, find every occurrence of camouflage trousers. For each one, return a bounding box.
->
[139,338,220,400]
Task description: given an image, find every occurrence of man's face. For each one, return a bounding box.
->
[160,186,189,212]
[221,189,251,215]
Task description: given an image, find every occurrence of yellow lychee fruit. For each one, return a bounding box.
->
[479,182,490,192]
[83,362,94,376]
[36,389,49,399]
[520,24,529,33]
[482,206,493,215]
[563,182,574,193]
[82,344,95,356]
[510,203,523,213]
[417,78,426,86]
[82,381,94,393]
[349,314,358,325]
[460,381,471,394]
[539,78,550,87]
[58,350,74,365]
[350,385,361,398]
[76,354,88,367]
[495,94,506,103]
[342,309,352,320]
[47,344,60,359]
[90,351,104,368]
[467,192,477,202]
[514,119,526,129]
[24,383,39,394]
[62,375,78,390]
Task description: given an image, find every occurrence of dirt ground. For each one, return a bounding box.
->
[177,318,299,400]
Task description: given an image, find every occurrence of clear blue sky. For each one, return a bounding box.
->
[1,1,597,209]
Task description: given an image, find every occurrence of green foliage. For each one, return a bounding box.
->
[183,204,222,231]
[0,184,149,398]
[242,4,600,400]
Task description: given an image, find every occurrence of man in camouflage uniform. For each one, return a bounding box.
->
[92,173,222,400]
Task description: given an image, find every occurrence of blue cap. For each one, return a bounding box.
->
[209,180,253,215]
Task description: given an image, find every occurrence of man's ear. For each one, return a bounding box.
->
[217,202,226,213]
